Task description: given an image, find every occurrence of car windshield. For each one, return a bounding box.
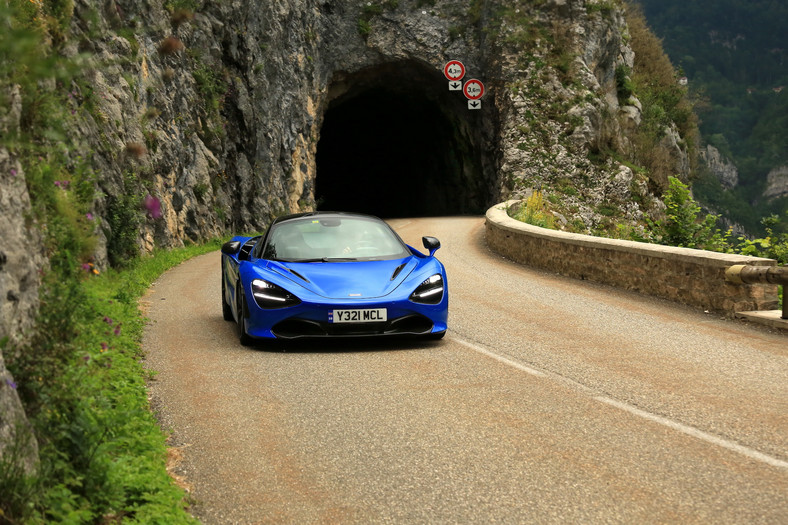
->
[262,216,410,262]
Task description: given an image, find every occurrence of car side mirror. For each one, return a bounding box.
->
[422,236,441,256]
[221,240,241,255]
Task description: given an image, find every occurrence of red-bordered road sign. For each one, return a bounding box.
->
[444,60,466,81]
[463,79,484,100]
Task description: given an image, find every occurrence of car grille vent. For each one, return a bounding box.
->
[390,263,407,281]
[272,315,433,339]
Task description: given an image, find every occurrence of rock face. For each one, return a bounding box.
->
[763,165,788,201]
[0,85,42,476]
[700,145,739,190]
[55,0,685,255]
[64,0,504,250]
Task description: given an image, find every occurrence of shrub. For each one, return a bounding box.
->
[736,214,788,265]
[648,176,730,251]
[510,190,557,229]
[105,184,142,268]
[615,65,634,101]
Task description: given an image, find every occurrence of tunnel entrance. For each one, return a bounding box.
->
[315,61,490,218]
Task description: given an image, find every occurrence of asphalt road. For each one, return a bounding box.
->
[142,216,788,524]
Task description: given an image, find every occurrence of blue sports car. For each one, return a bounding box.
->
[220,212,448,344]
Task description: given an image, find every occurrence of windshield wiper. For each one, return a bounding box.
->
[273,257,358,263]
[274,257,324,263]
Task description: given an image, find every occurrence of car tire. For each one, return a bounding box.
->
[236,283,253,346]
[221,266,233,321]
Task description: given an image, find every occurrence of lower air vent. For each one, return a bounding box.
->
[271,314,434,339]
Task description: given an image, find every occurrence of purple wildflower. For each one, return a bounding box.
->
[143,194,162,219]
[86,213,94,220]
[5,378,17,390]
[103,316,113,325]
[10,168,17,177]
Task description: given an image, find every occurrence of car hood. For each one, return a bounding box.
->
[265,257,418,299]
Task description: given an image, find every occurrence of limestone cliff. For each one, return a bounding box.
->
[1,85,42,476]
[700,144,739,190]
[57,0,688,257]
[763,166,788,202]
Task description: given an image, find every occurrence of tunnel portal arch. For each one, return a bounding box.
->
[315,60,493,218]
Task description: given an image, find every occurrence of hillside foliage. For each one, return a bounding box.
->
[636,0,788,234]
[623,3,699,191]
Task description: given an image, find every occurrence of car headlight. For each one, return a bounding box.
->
[410,274,444,304]
[251,279,301,309]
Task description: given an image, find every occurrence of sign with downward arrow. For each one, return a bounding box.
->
[444,60,465,91]
[463,78,484,110]
[463,79,484,100]
[444,60,466,81]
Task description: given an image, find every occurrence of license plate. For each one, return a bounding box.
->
[329,308,387,323]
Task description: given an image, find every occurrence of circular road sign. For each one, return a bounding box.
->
[444,60,466,81]
[463,79,485,100]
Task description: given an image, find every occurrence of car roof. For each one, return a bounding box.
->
[270,211,384,226]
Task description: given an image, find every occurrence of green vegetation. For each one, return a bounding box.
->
[4,241,218,523]
[512,177,787,263]
[736,214,788,264]
[510,178,786,306]
[0,2,207,522]
[509,190,556,229]
[357,1,392,37]
[647,176,730,251]
[192,60,227,113]
[587,0,617,16]
[105,175,144,268]
[637,0,788,234]
[623,3,699,191]
[165,0,201,13]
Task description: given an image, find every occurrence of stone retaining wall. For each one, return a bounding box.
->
[485,202,779,314]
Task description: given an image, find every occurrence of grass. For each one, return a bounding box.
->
[3,240,222,523]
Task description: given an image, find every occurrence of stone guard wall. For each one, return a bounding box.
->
[485,202,779,314]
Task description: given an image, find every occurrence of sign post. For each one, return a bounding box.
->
[444,60,465,91]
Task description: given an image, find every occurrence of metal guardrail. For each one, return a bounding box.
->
[725,265,788,319]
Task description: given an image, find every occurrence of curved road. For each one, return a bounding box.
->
[143,217,787,524]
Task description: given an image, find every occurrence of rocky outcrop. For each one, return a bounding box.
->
[54,0,686,258]
[493,0,669,230]
[63,0,497,254]
[0,85,42,476]
[763,165,788,201]
[700,144,739,189]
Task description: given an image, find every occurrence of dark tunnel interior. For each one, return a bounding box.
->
[315,67,489,218]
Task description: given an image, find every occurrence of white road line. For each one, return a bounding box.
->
[451,336,546,377]
[595,396,788,470]
[450,334,788,470]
